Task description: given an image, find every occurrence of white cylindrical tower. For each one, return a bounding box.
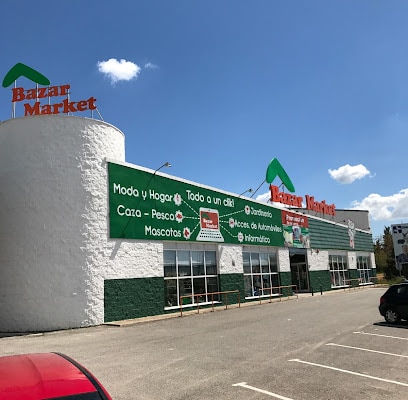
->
[0,115,125,332]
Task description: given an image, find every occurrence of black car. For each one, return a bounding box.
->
[379,282,408,324]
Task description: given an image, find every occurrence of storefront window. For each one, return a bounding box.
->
[243,252,251,274]
[243,251,279,298]
[164,249,219,308]
[165,279,178,307]
[205,251,217,275]
[164,250,176,277]
[357,255,371,284]
[192,251,204,276]
[329,254,349,287]
[178,250,191,277]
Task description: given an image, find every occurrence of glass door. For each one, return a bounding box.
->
[290,262,310,292]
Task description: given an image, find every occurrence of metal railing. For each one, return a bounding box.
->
[254,285,298,304]
[343,278,362,290]
[179,290,240,317]
[344,277,378,291]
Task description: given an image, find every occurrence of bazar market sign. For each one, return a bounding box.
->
[266,158,336,216]
[11,84,96,116]
[2,62,96,116]
[270,184,336,216]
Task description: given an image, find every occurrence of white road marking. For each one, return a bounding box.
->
[354,331,408,341]
[326,342,408,358]
[289,359,408,387]
[232,382,295,399]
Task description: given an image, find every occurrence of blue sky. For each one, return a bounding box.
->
[1,0,408,240]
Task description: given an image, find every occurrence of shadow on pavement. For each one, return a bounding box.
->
[373,321,408,329]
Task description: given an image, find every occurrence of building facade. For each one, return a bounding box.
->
[0,116,375,332]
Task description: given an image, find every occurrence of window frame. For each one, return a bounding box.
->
[243,250,280,298]
[164,248,219,309]
[356,254,372,284]
[329,254,349,288]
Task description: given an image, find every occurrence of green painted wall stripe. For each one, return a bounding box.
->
[104,277,164,322]
[309,270,332,293]
[218,273,245,304]
[104,267,376,321]
[278,271,293,296]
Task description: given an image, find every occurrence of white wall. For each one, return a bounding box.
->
[370,253,376,270]
[0,116,125,332]
[219,244,243,274]
[307,249,329,272]
[278,248,290,272]
[104,241,165,280]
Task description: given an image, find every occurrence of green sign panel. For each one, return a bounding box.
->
[108,162,284,246]
[2,62,50,88]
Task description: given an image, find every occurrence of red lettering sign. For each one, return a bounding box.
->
[269,185,336,216]
[305,195,336,216]
[11,84,96,116]
[269,185,303,208]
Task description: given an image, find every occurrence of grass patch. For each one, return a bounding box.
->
[376,275,407,286]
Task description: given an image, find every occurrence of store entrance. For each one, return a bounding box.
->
[289,249,310,292]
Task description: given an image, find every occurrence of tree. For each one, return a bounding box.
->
[374,226,396,279]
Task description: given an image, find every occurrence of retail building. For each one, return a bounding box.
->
[0,115,375,332]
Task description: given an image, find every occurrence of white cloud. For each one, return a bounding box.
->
[328,164,371,184]
[255,192,270,203]
[144,62,159,69]
[351,189,408,221]
[97,58,141,85]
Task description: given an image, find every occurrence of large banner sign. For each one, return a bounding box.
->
[108,162,284,246]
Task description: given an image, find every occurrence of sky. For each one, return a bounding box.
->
[1,0,408,240]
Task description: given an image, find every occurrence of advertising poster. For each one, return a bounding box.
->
[108,162,284,246]
[281,210,310,248]
[391,224,408,271]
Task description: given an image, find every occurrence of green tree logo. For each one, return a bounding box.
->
[265,158,296,193]
[2,62,50,88]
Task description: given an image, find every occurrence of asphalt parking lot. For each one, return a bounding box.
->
[1,287,408,400]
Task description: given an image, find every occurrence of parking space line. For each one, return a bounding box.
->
[289,359,408,387]
[232,382,295,399]
[354,331,408,341]
[326,342,408,358]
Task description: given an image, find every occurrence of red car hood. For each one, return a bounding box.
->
[0,353,98,400]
